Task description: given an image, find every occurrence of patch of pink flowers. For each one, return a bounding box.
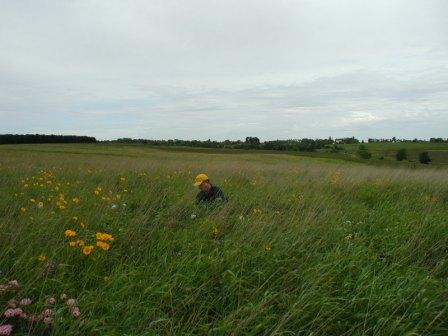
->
[1,279,82,334]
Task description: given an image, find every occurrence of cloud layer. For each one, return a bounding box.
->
[1,0,447,140]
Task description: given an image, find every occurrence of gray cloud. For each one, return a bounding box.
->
[1,0,447,140]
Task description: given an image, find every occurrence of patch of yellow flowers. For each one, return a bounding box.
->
[64,229,114,255]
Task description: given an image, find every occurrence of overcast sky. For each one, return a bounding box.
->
[1,0,447,140]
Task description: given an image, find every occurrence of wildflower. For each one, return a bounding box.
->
[72,197,80,204]
[190,213,197,219]
[5,308,22,317]
[120,177,126,182]
[96,232,114,241]
[72,216,78,221]
[96,241,110,251]
[211,227,219,237]
[265,245,272,251]
[79,222,85,228]
[47,297,56,305]
[19,298,32,306]
[64,229,77,238]
[71,307,81,318]
[60,293,67,301]
[330,171,343,185]
[82,245,94,256]
[37,202,44,208]
[7,299,18,308]
[30,198,36,203]
[20,207,26,212]
[69,241,77,247]
[111,204,117,209]
[59,205,66,210]
[4,309,15,318]
[37,255,47,262]
[66,298,76,306]
[7,280,19,289]
[0,324,13,336]
[43,308,53,316]
[43,316,52,324]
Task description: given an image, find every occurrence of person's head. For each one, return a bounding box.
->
[194,173,212,192]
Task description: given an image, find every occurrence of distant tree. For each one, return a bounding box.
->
[245,137,260,147]
[395,148,408,161]
[357,145,372,159]
[419,151,431,164]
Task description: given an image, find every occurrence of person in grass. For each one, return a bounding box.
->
[194,173,226,204]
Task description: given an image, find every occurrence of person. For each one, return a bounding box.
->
[194,173,226,204]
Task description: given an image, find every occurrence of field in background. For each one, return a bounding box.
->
[1,144,448,335]
[340,142,448,165]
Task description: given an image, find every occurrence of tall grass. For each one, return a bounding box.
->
[1,144,448,335]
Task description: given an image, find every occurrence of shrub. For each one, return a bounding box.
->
[395,148,408,161]
[419,151,431,164]
[357,145,372,159]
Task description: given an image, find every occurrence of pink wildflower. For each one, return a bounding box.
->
[43,309,53,317]
[7,280,19,289]
[43,316,52,325]
[0,324,13,336]
[7,299,17,308]
[19,298,32,306]
[71,307,81,318]
[47,297,56,305]
[4,309,15,318]
[13,308,23,317]
[66,298,76,306]
[60,293,67,301]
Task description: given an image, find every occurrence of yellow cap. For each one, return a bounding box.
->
[194,173,209,186]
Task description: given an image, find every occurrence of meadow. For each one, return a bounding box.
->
[1,144,448,335]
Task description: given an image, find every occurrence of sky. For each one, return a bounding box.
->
[1,0,447,141]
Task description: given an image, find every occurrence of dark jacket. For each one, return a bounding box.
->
[196,185,226,204]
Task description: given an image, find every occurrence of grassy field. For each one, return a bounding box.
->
[340,142,448,166]
[1,144,448,335]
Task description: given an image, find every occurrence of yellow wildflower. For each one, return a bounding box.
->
[96,241,110,251]
[37,255,47,262]
[72,197,80,204]
[37,202,44,208]
[96,232,114,241]
[30,198,36,203]
[69,241,77,247]
[64,229,77,238]
[20,207,26,212]
[82,245,94,256]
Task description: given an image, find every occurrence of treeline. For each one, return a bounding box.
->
[107,136,357,152]
[0,134,97,144]
[368,137,448,143]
